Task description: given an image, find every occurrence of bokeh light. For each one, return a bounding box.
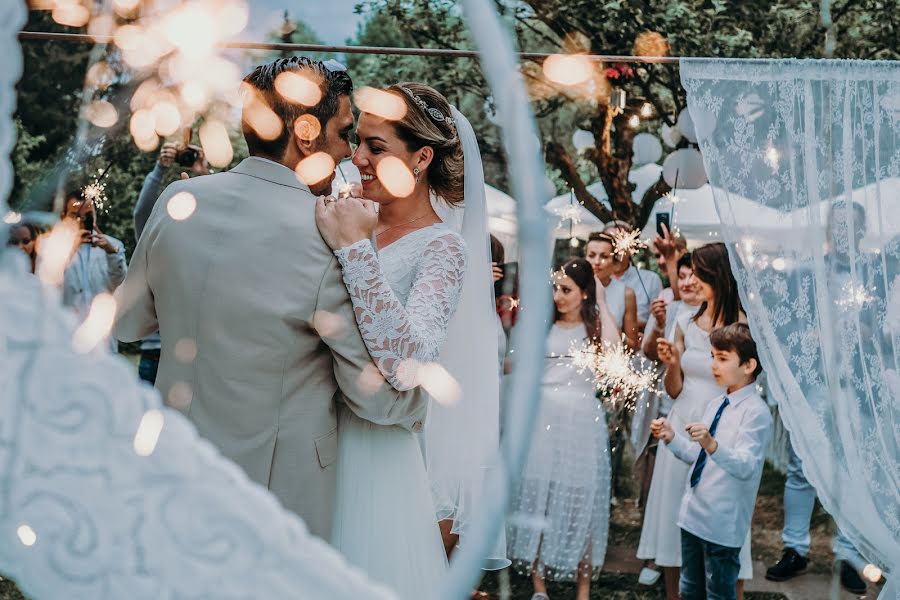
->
[312,310,348,339]
[294,114,322,142]
[354,87,407,121]
[16,525,36,547]
[174,338,198,363]
[375,156,416,197]
[168,382,193,411]
[542,54,593,86]
[167,192,197,221]
[52,1,90,28]
[242,87,284,141]
[72,293,118,354]
[152,101,181,136]
[86,61,116,91]
[633,31,670,57]
[418,363,462,406]
[85,101,119,128]
[112,0,141,17]
[133,409,165,457]
[275,71,323,107]
[296,152,336,187]
[199,119,234,167]
[36,219,79,287]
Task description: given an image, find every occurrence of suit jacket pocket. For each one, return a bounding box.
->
[314,427,338,469]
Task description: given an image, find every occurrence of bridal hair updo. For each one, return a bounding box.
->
[385,83,465,206]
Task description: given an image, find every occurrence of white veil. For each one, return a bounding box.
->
[428,107,502,558]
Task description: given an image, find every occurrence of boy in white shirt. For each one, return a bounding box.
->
[651,323,773,600]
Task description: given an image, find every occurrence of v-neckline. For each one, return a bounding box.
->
[376,223,445,252]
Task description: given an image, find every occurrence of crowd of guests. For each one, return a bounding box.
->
[502,221,874,599]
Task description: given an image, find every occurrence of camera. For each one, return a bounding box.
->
[176,145,199,167]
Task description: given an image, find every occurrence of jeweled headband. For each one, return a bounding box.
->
[398,86,457,139]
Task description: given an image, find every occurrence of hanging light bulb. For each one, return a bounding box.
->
[640,102,653,117]
[569,236,580,248]
[628,114,641,128]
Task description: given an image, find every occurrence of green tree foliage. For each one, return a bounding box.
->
[350,0,898,226]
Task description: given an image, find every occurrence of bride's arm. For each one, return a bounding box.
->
[333,232,468,390]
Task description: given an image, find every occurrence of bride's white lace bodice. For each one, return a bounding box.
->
[334,224,467,390]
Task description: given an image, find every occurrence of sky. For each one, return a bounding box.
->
[245,0,366,46]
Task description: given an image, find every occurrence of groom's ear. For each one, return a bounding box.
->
[293,119,320,157]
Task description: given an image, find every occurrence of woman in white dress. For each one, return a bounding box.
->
[507,257,619,600]
[638,242,753,600]
[316,83,499,597]
[584,232,640,349]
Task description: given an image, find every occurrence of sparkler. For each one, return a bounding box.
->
[565,337,659,409]
[835,281,874,310]
[609,227,647,261]
[551,203,583,226]
[81,162,114,213]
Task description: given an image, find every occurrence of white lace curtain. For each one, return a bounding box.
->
[682,58,900,598]
[0,3,396,597]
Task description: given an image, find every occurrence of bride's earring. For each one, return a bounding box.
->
[413,166,420,184]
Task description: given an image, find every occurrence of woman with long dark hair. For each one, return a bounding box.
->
[639,242,753,599]
[508,257,618,600]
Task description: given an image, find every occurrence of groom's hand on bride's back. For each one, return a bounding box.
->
[315,196,378,251]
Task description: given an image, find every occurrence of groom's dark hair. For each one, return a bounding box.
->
[242,57,353,159]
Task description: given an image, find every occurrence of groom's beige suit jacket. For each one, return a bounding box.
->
[115,157,427,539]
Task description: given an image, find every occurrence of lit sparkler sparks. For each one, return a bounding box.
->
[566,338,659,408]
[662,190,681,204]
[835,281,874,310]
[82,180,108,213]
[610,228,648,260]
[551,203,583,226]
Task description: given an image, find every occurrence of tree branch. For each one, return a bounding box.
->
[545,140,613,222]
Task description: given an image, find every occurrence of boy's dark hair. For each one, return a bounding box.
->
[710,323,763,378]
[677,251,692,272]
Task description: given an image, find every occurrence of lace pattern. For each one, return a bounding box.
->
[334,227,467,390]
[681,57,900,593]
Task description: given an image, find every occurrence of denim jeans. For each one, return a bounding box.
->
[783,437,864,569]
[138,355,159,385]
[680,529,741,600]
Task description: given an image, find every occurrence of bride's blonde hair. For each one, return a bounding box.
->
[384,82,465,206]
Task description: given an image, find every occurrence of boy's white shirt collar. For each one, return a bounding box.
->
[719,381,757,406]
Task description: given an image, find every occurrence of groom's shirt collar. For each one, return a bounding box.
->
[231,156,312,193]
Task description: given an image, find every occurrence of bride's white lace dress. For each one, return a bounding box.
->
[331,223,467,598]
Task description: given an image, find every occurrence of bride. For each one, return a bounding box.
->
[315,82,500,597]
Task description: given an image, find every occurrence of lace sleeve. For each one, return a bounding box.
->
[334,232,468,390]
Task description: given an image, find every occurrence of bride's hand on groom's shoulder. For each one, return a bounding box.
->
[315,195,378,250]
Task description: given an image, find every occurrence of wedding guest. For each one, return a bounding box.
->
[603,223,663,329]
[652,225,689,302]
[634,252,700,565]
[585,231,637,348]
[507,257,618,600]
[765,200,871,595]
[651,323,772,600]
[637,242,752,600]
[132,141,209,384]
[61,192,126,352]
[7,222,38,273]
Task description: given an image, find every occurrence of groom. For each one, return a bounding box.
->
[115,57,427,539]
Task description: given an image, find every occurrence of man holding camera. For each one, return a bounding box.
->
[133,140,209,384]
[61,192,127,351]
